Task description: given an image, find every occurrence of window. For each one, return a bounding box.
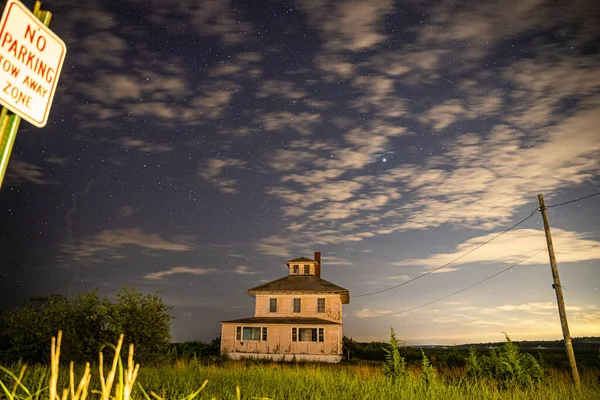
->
[293,264,299,274]
[317,298,325,313]
[269,298,277,313]
[303,264,310,274]
[236,326,268,341]
[293,298,301,313]
[291,327,324,342]
[242,327,261,341]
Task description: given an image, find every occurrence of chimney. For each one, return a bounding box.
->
[314,251,321,278]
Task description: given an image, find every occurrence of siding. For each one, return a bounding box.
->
[253,294,342,322]
[221,323,341,356]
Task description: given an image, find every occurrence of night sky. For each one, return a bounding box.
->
[1,0,599,345]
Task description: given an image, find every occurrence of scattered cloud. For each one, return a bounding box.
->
[395,228,600,269]
[115,137,173,153]
[234,265,258,275]
[5,161,48,186]
[145,266,216,280]
[354,307,396,318]
[199,158,247,193]
[117,206,135,218]
[302,0,395,51]
[60,228,191,262]
[322,256,353,266]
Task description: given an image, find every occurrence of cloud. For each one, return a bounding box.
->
[354,307,394,318]
[395,228,600,269]
[145,0,254,45]
[5,161,48,186]
[145,266,216,280]
[117,206,135,218]
[115,137,173,153]
[234,265,258,275]
[381,107,600,231]
[302,0,395,51]
[260,112,322,136]
[199,158,247,194]
[61,229,191,262]
[256,80,307,100]
[322,256,353,266]
[353,306,411,319]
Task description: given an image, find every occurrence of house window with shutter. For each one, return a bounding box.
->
[291,327,325,342]
[317,298,325,313]
[293,298,301,313]
[236,326,268,341]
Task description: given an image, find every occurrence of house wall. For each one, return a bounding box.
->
[220,323,342,359]
[254,294,342,322]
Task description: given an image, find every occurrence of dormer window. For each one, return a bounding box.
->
[303,264,310,275]
[293,264,299,274]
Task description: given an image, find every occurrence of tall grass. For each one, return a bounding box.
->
[0,331,598,399]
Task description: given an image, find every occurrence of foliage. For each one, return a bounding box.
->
[421,349,436,386]
[382,328,406,381]
[105,286,173,364]
[170,337,221,359]
[467,334,545,389]
[466,347,483,379]
[0,286,172,365]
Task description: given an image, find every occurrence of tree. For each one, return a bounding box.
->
[106,285,173,364]
[1,286,173,364]
[2,295,75,363]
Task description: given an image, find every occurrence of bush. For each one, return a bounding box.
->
[382,328,406,381]
[466,333,545,389]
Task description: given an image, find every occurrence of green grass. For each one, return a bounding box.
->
[2,361,598,400]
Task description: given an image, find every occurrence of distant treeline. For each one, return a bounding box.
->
[453,337,600,350]
[342,336,600,370]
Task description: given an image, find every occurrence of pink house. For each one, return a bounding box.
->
[220,252,350,362]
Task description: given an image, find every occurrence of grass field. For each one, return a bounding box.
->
[1,332,598,399]
[2,360,599,400]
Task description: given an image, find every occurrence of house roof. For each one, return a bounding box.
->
[285,257,314,263]
[246,275,350,304]
[220,316,341,325]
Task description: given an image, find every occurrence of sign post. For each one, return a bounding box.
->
[0,0,66,188]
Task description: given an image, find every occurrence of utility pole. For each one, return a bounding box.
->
[538,193,580,389]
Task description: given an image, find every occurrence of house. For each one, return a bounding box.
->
[220,252,350,362]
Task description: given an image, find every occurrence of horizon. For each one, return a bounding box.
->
[1,0,599,345]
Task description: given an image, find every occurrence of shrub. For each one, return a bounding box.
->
[382,328,406,381]
[421,349,436,386]
[468,333,545,389]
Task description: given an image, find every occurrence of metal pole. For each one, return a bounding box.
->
[538,193,580,389]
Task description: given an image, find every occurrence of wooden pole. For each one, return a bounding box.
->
[538,193,580,389]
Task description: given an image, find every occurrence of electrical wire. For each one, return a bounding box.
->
[351,248,547,319]
[352,207,540,298]
[545,191,600,208]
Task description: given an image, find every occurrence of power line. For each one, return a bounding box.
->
[351,248,547,319]
[546,191,600,208]
[353,207,540,298]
